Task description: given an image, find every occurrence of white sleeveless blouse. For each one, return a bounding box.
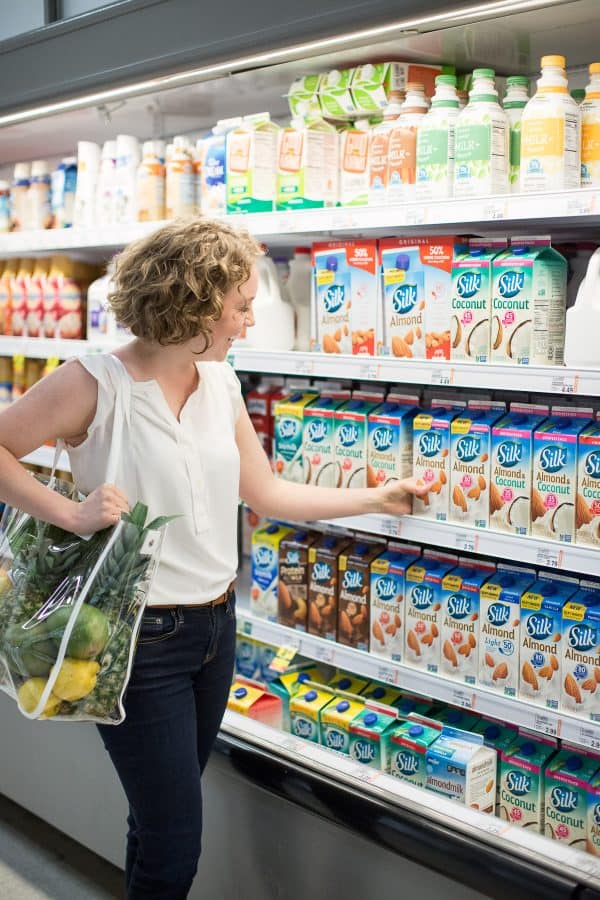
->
[67,354,242,606]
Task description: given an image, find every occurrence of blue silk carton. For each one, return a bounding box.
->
[413,401,465,521]
[449,400,506,529]
[405,550,458,674]
[440,560,496,685]
[426,726,496,811]
[303,391,350,488]
[450,239,507,363]
[251,522,294,621]
[334,394,383,490]
[367,395,420,489]
[370,543,421,662]
[561,582,600,721]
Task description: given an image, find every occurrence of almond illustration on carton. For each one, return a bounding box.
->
[582,678,597,693]
[538,665,553,680]
[531,488,546,522]
[279,581,293,610]
[565,672,582,704]
[334,328,342,342]
[367,463,379,488]
[492,662,508,681]
[407,629,421,656]
[372,620,385,646]
[522,660,539,692]
[467,486,481,501]
[458,644,471,657]
[453,485,467,513]
[339,609,353,639]
[550,654,559,671]
[594,667,600,684]
[468,633,476,649]
[421,633,434,646]
[431,623,439,637]
[404,330,414,345]
[478,475,486,491]
[576,493,593,529]
[485,652,495,668]
[490,482,503,514]
[323,333,341,354]
[443,640,458,667]
[392,335,412,358]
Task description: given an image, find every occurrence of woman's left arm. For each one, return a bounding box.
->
[236,404,429,521]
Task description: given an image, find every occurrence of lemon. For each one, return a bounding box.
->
[52,658,100,701]
[17,678,62,718]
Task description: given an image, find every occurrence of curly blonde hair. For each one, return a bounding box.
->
[108,217,263,349]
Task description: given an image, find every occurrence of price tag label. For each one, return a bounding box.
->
[431,368,454,386]
[280,737,298,752]
[533,712,560,738]
[550,373,580,395]
[451,688,475,710]
[242,620,253,636]
[566,195,593,217]
[535,546,563,570]
[376,664,397,685]
[331,211,354,230]
[278,215,294,233]
[483,201,506,220]
[294,357,314,376]
[268,645,298,674]
[576,726,600,752]
[405,206,427,226]
[351,766,379,784]
[315,643,335,665]
[379,517,402,539]
[455,532,479,554]
[358,361,380,380]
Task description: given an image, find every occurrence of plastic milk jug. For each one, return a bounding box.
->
[416,75,461,200]
[10,163,30,231]
[236,256,294,351]
[166,135,195,218]
[387,82,429,204]
[287,247,312,351]
[503,76,529,192]
[520,56,581,192]
[581,63,600,186]
[565,247,600,367]
[28,160,53,230]
[454,69,509,198]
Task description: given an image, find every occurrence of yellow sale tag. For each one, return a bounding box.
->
[268,646,298,674]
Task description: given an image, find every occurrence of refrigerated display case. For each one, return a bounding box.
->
[2,1,600,897]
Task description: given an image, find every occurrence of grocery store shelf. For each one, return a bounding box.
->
[230,348,598,397]
[221,710,600,888]
[235,602,600,752]
[20,445,70,471]
[0,337,108,359]
[0,189,599,256]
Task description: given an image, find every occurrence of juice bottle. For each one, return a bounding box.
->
[387,82,429,204]
[51,157,77,228]
[367,90,404,205]
[416,75,461,200]
[0,259,18,335]
[26,257,50,338]
[503,76,529,192]
[136,140,166,221]
[28,161,53,230]
[454,69,509,198]
[11,259,34,337]
[166,135,195,218]
[10,163,30,231]
[581,62,600,187]
[520,55,581,192]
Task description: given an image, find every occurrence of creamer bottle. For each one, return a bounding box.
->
[339,119,371,206]
[368,90,404,205]
[416,75,460,200]
[200,118,241,216]
[166,135,196,218]
[454,69,509,198]
[114,135,140,224]
[28,161,53,230]
[136,140,165,221]
[520,55,581,192]
[74,141,101,228]
[581,62,600,186]
[0,259,18,335]
[387,82,429,204]
[503,76,529,192]
[10,163,30,231]
[95,140,117,226]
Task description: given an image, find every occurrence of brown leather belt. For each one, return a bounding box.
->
[149,580,236,611]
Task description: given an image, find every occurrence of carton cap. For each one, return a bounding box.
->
[304,690,318,702]
[484,724,501,740]
[296,672,311,685]
[234,687,248,699]
[565,754,583,772]
[409,725,425,737]
[337,700,350,712]
[364,712,378,726]
[520,741,537,757]
[337,677,353,691]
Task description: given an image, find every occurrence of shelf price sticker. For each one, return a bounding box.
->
[430,367,454,387]
[451,687,475,710]
[405,206,427,226]
[535,546,563,570]
[566,194,594,217]
[483,200,506,221]
[576,726,600,752]
[294,357,314,377]
[551,373,580,395]
[455,532,479,554]
[379,516,403,539]
[315,642,335,665]
[376,664,397,685]
[533,712,560,739]
[268,645,299,674]
[358,361,380,380]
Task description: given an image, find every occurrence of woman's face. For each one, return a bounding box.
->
[196,264,258,361]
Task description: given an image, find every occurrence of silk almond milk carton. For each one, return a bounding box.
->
[561,583,600,721]
[545,748,599,848]
[413,401,465,521]
[440,560,496,686]
[450,401,505,529]
[278,529,318,631]
[577,421,600,547]
[500,735,557,831]
[338,540,384,651]
[303,391,350,488]
[367,394,419,489]
[369,543,421,662]
[405,550,458,673]
[479,564,536,698]
[308,533,351,641]
[520,573,579,711]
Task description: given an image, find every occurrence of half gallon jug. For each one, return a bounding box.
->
[564,247,600,367]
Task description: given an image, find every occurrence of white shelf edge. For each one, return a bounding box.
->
[221,709,600,887]
[0,337,115,360]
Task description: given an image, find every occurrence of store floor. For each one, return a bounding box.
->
[0,793,122,899]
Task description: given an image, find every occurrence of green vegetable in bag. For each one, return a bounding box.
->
[43,603,110,660]
[3,623,58,678]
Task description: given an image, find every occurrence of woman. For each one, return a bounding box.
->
[0,218,428,900]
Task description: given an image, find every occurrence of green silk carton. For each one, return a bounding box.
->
[388,714,442,787]
[500,735,557,831]
[587,769,600,856]
[289,686,336,743]
[545,748,599,848]
[349,705,398,770]
[320,695,365,755]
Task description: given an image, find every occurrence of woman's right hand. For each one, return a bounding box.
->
[70,483,130,534]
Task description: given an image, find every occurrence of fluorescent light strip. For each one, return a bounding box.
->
[0,0,562,127]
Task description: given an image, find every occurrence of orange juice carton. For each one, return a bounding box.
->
[269,665,325,730]
[334,393,383,489]
[319,69,357,120]
[479,563,537,698]
[308,533,351,641]
[532,408,594,544]
[273,390,319,483]
[545,747,599,847]
[367,394,420,488]
[520,573,579,711]
[250,522,294,620]
[351,62,443,114]
[320,694,365,754]
[388,714,443,786]
[278,529,318,631]
[440,560,496,685]
[405,550,458,673]
[289,686,336,742]
[500,735,558,830]
[426,726,496,811]
[413,400,465,521]
[361,683,404,707]
[473,718,520,813]
[349,704,398,769]
[587,769,600,856]
[338,121,370,206]
[434,706,480,731]
[276,116,338,211]
[561,582,600,720]
[303,390,351,488]
[246,382,285,458]
[490,403,550,536]
[312,240,379,355]
[369,543,421,662]
[228,678,283,729]
[226,112,280,213]
[338,539,385,650]
[328,672,371,695]
[577,421,600,547]
[450,239,508,363]
[449,401,506,529]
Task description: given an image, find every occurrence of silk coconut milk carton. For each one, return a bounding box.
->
[303,390,350,488]
[576,421,600,547]
[500,735,557,831]
[413,400,465,521]
[335,392,383,489]
[405,550,458,674]
[348,705,398,770]
[388,714,442,787]
[274,390,319,483]
[289,686,336,743]
[451,239,507,363]
[561,582,600,721]
[545,748,600,848]
[440,559,496,686]
[449,400,505,529]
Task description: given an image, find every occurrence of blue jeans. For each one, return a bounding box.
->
[97,594,236,900]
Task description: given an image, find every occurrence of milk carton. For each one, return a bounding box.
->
[490,403,549,536]
[473,719,520,813]
[338,540,384,651]
[490,237,567,366]
[278,529,318,631]
[246,381,285,458]
[520,573,579,711]
[319,69,357,120]
[449,401,506,529]
[228,679,283,728]
[268,665,325,731]
[235,636,260,679]
[577,422,600,547]
[413,401,465,521]
[312,241,379,355]
[451,239,507,363]
[226,113,279,213]
[320,695,365,754]
[440,560,496,685]
[434,707,480,732]
[200,117,241,216]
[251,522,294,620]
[367,395,419,488]
[273,391,319,483]
[349,706,398,769]
[361,683,404,707]
[561,583,600,720]
[426,726,497,811]
[308,533,351,641]
[394,694,439,718]
[287,74,322,119]
[500,736,557,831]
[289,687,336,742]
[388,715,442,787]
[545,748,599,847]
[351,62,443,114]
[276,117,338,210]
[338,121,370,206]
[587,770,600,855]
[369,544,421,662]
[328,672,370,696]
[479,564,536,698]
[335,394,383,489]
[303,391,350,488]
[405,550,458,673]
[532,408,593,544]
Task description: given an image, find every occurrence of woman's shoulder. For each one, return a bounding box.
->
[197,361,242,418]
